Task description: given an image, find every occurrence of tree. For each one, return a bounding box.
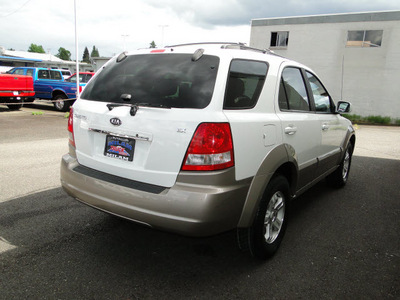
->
[55,47,71,61]
[91,46,100,57]
[82,47,90,63]
[28,43,45,53]
[149,41,157,48]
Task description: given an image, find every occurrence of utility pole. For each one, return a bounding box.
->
[74,0,80,98]
[159,25,169,47]
[121,34,129,51]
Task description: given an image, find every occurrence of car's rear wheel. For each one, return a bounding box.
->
[7,98,23,110]
[237,175,289,260]
[53,94,70,112]
[327,143,353,188]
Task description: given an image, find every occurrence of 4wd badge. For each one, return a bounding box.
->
[110,117,122,126]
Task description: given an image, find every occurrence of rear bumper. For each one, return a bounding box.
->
[0,91,35,97]
[60,154,251,236]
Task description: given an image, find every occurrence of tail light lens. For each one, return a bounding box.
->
[182,123,234,171]
[68,108,75,148]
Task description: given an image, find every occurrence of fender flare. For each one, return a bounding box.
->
[237,143,298,228]
[52,89,68,99]
[338,125,356,164]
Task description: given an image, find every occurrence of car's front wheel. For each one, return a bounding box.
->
[327,143,353,188]
[7,103,23,110]
[237,175,290,260]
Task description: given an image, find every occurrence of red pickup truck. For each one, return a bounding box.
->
[0,74,35,110]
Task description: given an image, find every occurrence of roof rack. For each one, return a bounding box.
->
[165,42,243,48]
[165,42,278,56]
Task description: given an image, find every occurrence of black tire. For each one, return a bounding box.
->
[53,94,70,112]
[326,143,353,188]
[7,103,23,110]
[237,175,290,260]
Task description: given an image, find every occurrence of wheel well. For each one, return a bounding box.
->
[52,90,67,99]
[274,162,297,196]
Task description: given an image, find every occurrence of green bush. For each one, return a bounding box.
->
[343,114,398,125]
[343,114,363,123]
[365,115,391,125]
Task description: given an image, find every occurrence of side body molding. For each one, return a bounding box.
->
[237,144,298,228]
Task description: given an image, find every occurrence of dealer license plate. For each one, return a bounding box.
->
[104,135,135,162]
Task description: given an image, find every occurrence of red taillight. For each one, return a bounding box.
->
[182,123,234,171]
[68,108,75,147]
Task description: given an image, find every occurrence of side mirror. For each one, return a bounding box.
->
[336,101,351,114]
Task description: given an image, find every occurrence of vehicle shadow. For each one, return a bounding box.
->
[0,155,399,299]
[0,100,70,113]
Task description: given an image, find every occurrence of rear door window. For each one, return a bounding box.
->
[81,54,220,109]
[223,59,268,109]
[38,70,50,79]
[279,67,311,112]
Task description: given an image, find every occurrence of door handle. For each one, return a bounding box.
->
[284,126,297,135]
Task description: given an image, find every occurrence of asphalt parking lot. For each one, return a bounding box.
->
[0,103,399,299]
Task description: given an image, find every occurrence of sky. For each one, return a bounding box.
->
[0,0,399,60]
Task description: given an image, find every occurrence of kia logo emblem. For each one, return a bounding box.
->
[110,118,122,126]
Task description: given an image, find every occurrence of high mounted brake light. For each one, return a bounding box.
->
[182,123,234,171]
[150,49,166,53]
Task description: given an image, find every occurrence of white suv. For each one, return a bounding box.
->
[61,43,355,259]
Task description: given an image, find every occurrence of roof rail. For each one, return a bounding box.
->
[221,43,274,54]
[165,42,240,48]
[165,42,279,56]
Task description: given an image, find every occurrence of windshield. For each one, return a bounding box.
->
[81,53,220,109]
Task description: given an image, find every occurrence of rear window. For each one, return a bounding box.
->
[50,70,62,80]
[81,54,220,109]
[223,59,268,110]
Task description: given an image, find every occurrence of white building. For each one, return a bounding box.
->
[0,46,93,73]
[250,11,400,120]
[91,56,111,72]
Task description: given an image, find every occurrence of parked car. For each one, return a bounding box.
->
[7,67,80,111]
[65,72,95,87]
[0,74,35,110]
[61,43,355,259]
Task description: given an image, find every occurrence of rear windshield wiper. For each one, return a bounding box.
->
[134,102,171,109]
[106,102,170,116]
[106,103,138,116]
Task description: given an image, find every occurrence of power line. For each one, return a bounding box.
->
[0,0,34,18]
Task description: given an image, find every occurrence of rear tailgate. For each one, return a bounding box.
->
[72,51,225,187]
[73,100,209,187]
[0,74,34,97]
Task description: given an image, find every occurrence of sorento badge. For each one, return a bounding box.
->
[110,117,122,126]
